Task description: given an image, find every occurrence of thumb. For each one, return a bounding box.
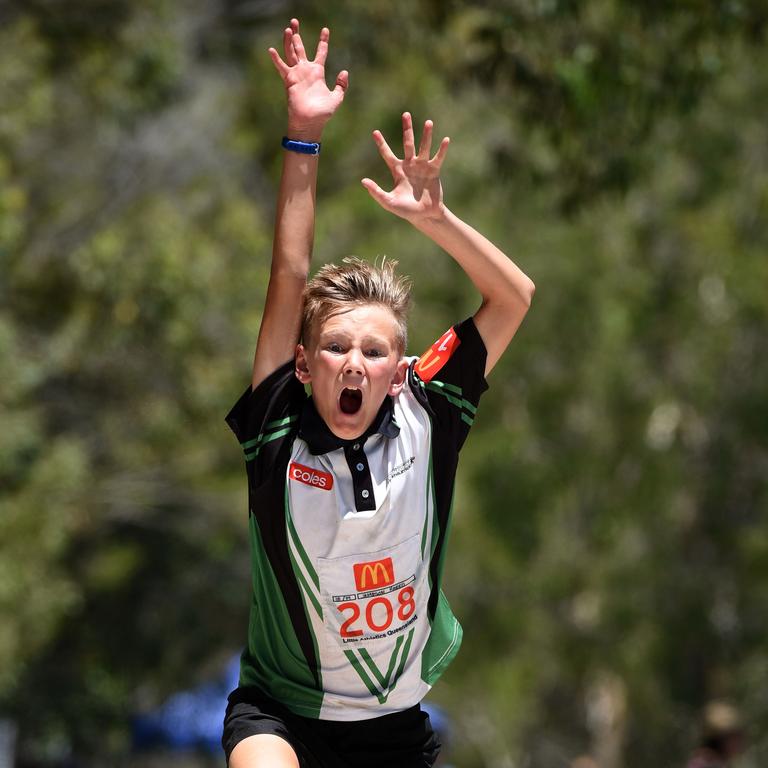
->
[361,178,391,209]
[333,70,349,100]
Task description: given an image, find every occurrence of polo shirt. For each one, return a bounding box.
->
[226,317,488,721]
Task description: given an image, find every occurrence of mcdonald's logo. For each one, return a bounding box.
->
[414,328,461,383]
[353,557,395,591]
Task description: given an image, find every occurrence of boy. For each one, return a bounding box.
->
[223,19,535,768]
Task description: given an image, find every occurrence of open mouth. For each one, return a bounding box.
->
[339,387,363,415]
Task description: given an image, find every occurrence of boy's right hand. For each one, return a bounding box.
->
[269,19,348,140]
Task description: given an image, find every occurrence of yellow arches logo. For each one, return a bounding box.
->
[353,557,395,591]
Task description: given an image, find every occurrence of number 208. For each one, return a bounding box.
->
[337,586,416,637]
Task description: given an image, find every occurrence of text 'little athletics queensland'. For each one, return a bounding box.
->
[222,17,535,768]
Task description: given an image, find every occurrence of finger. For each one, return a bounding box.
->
[372,130,400,171]
[292,30,308,61]
[314,27,329,66]
[361,178,393,209]
[333,70,349,100]
[282,27,297,66]
[431,136,451,167]
[417,119,433,160]
[402,112,416,160]
[268,47,290,78]
[290,18,300,33]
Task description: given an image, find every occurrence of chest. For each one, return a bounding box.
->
[285,398,432,561]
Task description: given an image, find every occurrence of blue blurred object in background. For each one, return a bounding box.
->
[422,702,454,767]
[131,655,239,754]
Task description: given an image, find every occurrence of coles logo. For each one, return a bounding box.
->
[289,462,333,491]
[414,328,461,383]
[353,557,395,591]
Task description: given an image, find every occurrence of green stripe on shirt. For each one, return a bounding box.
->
[240,414,299,450]
[424,381,478,419]
[244,425,295,461]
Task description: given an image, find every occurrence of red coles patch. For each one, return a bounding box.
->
[414,327,461,382]
[289,462,334,490]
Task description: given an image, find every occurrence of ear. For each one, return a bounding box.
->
[388,358,409,397]
[295,344,312,384]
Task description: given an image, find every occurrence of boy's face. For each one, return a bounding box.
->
[295,304,409,440]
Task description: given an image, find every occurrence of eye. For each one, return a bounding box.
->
[365,348,384,358]
[326,342,344,354]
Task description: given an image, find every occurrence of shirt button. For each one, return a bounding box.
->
[356,462,365,471]
[353,443,360,451]
[361,490,370,499]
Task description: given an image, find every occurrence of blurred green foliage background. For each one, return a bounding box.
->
[1,0,767,766]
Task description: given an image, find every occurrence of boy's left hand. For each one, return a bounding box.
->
[362,112,450,224]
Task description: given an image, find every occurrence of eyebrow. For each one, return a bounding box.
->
[319,331,391,347]
[361,335,391,347]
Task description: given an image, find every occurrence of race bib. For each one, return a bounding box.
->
[317,534,424,649]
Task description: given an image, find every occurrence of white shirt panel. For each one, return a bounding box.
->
[286,366,435,719]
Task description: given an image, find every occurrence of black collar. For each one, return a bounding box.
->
[298,395,400,455]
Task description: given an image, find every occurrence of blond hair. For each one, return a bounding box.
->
[302,257,412,354]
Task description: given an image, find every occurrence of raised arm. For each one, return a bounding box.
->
[252,19,348,389]
[362,113,535,376]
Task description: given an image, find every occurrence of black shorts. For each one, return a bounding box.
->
[222,685,441,768]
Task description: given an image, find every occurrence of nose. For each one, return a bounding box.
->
[344,348,364,376]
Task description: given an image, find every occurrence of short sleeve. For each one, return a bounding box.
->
[410,317,489,452]
[225,361,305,488]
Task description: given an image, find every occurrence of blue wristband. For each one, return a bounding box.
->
[282,136,321,155]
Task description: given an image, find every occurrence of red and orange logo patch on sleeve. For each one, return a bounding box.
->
[414,327,461,382]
